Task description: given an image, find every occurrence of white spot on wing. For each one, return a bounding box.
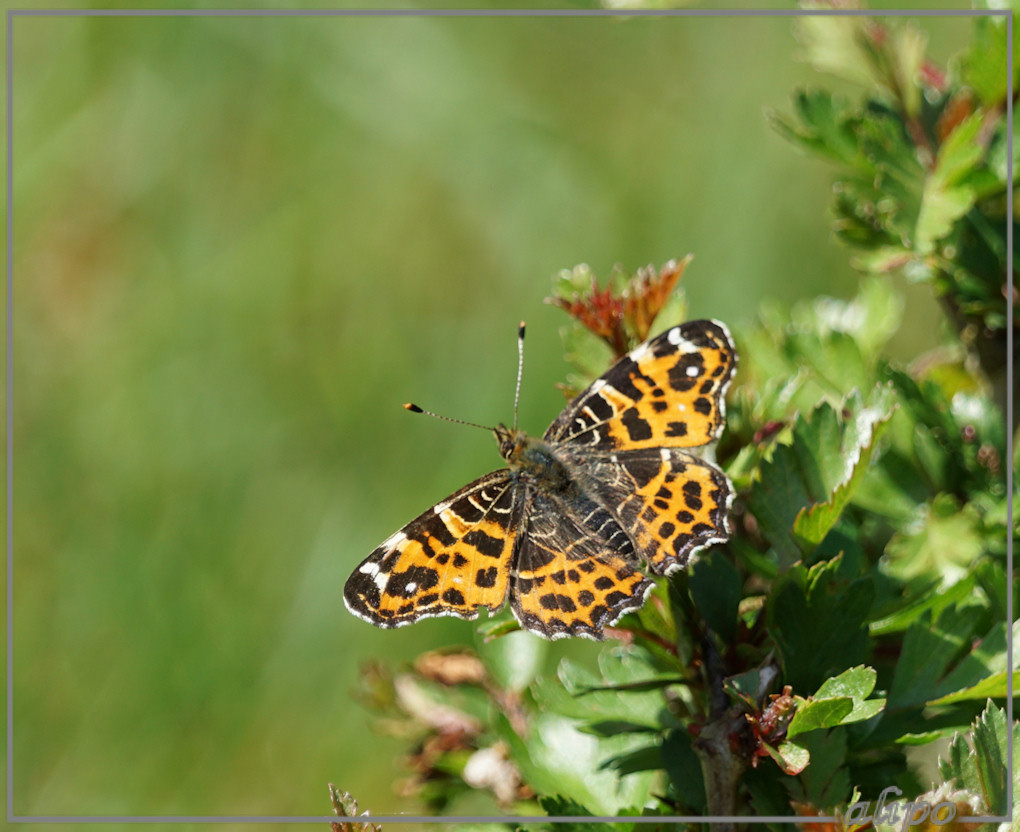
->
[374,572,388,590]
[667,327,696,350]
[359,562,381,577]
[432,500,451,514]
[630,343,652,361]
[686,365,699,377]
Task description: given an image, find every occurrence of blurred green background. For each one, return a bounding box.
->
[10,4,972,824]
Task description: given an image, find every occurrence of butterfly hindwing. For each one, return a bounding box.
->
[545,319,736,451]
[560,446,733,576]
[344,470,519,627]
[510,489,654,640]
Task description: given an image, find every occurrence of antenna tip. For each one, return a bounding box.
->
[518,321,526,337]
[403,402,423,413]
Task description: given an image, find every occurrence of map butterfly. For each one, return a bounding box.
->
[344,319,737,640]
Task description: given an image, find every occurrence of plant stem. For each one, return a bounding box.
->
[692,633,748,831]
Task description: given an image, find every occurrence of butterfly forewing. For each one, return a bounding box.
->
[546,320,736,451]
[344,470,520,627]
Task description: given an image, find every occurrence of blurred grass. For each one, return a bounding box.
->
[8,6,970,824]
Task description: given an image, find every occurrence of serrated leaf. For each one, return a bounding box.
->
[938,701,1012,816]
[535,795,629,832]
[766,556,874,692]
[793,386,895,550]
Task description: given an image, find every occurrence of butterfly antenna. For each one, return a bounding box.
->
[402,402,495,433]
[513,321,525,431]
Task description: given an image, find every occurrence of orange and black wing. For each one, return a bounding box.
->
[509,490,654,640]
[545,319,736,451]
[559,445,733,576]
[344,471,521,628]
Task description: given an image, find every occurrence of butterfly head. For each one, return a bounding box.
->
[494,423,527,462]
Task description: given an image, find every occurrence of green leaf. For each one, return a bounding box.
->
[534,795,631,832]
[787,697,854,739]
[784,730,851,809]
[689,548,742,642]
[814,664,876,700]
[763,738,810,775]
[928,670,1020,706]
[936,618,1014,692]
[888,603,985,709]
[599,743,663,776]
[787,666,886,739]
[531,652,670,728]
[767,90,868,169]
[794,16,887,91]
[881,494,986,587]
[766,556,874,692]
[502,710,656,817]
[960,15,1015,106]
[793,386,895,550]
[477,629,546,693]
[724,667,773,710]
[915,113,985,255]
[661,728,706,813]
[868,573,977,636]
[579,720,661,738]
[749,393,871,561]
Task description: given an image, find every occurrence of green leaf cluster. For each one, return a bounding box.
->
[769,11,1015,353]
[346,10,1016,827]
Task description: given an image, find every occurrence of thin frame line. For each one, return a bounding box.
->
[4,6,1008,14]
[1006,7,1015,826]
[5,6,13,828]
[5,5,1013,825]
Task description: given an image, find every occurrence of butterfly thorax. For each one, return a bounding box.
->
[494,423,572,492]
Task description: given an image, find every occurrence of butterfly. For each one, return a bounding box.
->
[344,319,737,641]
